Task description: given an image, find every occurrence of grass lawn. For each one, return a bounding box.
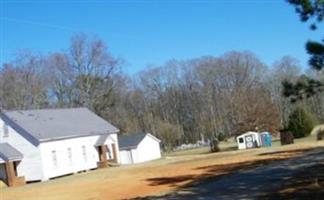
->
[165,135,314,157]
[1,135,323,200]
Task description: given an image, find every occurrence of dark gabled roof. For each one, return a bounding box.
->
[0,143,23,162]
[1,108,119,143]
[118,133,161,150]
[118,133,147,150]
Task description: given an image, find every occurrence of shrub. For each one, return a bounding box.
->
[210,138,220,152]
[317,130,324,141]
[288,107,319,138]
[155,120,182,152]
[217,132,226,142]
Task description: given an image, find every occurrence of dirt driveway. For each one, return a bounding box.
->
[1,141,323,200]
[138,147,324,200]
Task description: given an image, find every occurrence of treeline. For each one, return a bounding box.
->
[1,34,323,151]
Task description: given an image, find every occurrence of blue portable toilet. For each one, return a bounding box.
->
[259,132,272,147]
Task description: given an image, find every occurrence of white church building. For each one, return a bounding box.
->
[0,108,120,187]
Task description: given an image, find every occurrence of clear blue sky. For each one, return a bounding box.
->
[0,0,323,74]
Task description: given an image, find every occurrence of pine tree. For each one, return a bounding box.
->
[284,0,324,101]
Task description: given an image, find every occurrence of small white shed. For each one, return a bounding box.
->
[119,133,161,164]
[236,132,261,150]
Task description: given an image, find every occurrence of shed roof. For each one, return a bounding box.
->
[1,108,119,143]
[237,131,259,138]
[118,133,146,150]
[0,143,23,162]
[118,133,160,150]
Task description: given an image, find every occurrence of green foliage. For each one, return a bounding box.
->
[282,75,324,102]
[288,0,324,71]
[306,40,324,70]
[217,132,226,142]
[288,107,319,138]
[284,1,323,102]
[288,0,324,30]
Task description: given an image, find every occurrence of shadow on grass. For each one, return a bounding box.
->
[258,148,314,156]
[260,163,324,200]
[144,159,283,189]
[126,147,323,200]
[146,175,195,187]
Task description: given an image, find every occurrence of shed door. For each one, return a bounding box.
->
[245,135,255,149]
[125,150,133,164]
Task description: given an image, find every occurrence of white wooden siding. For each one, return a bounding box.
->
[39,136,100,180]
[120,149,138,164]
[39,133,120,180]
[0,118,44,181]
[136,135,161,163]
[120,150,133,164]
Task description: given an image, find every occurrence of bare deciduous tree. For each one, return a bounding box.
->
[1,35,321,151]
